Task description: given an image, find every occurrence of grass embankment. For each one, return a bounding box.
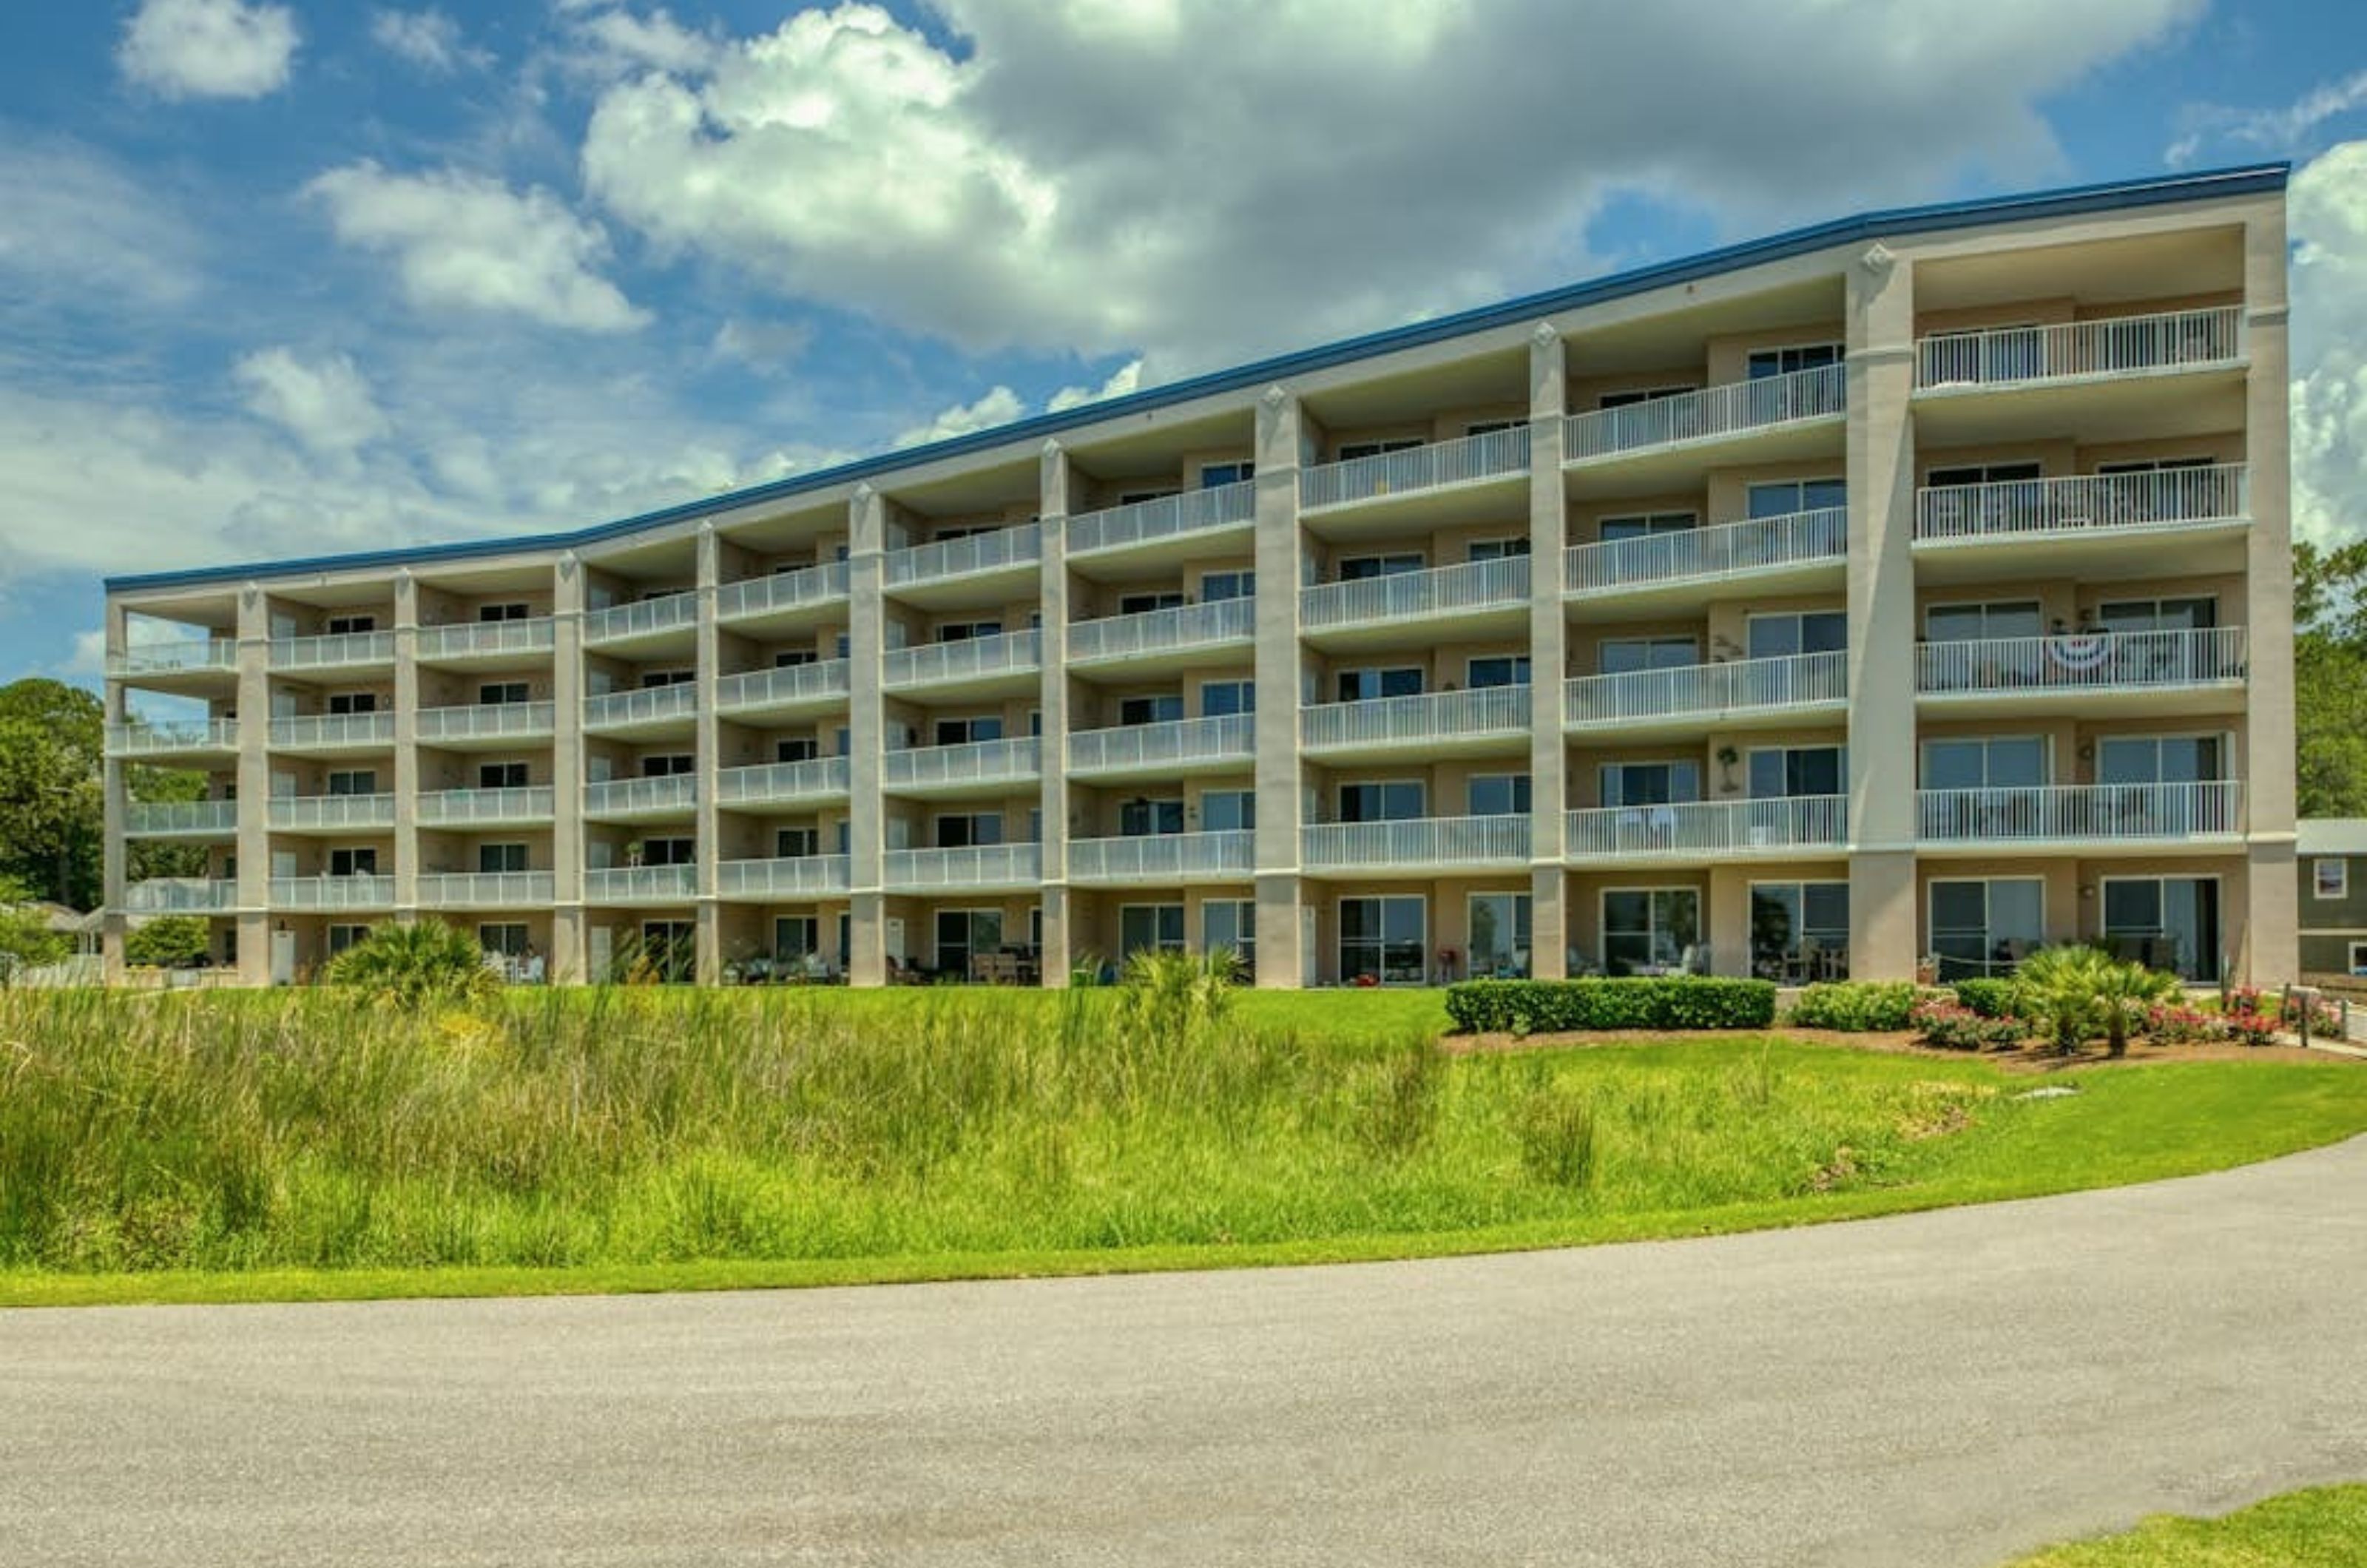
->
[2004,1485,2367,1565]
[2,983,2363,1307]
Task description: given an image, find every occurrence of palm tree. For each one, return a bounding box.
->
[2015,944,2108,1055]
[2087,955,2182,1057]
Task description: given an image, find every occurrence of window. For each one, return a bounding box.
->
[478,843,528,873]
[1745,611,1846,659]
[1337,438,1424,461]
[1599,386,1692,409]
[1602,889,1698,976]
[326,924,372,956]
[1120,905,1187,958]
[776,737,818,763]
[1598,511,1697,543]
[641,753,695,777]
[476,603,530,622]
[638,921,695,983]
[1200,461,1254,487]
[1929,879,2046,981]
[1467,893,1531,979]
[2350,941,2367,978]
[1928,460,2042,487]
[1599,760,1701,807]
[2101,876,2221,981]
[639,668,694,689]
[1201,680,1255,717]
[933,715,1004,746]
[1922,737,2047,789]
[1467,537,1531,561]
[479,923,530,957]
[773,649,819,669]
[1746,478,1846,517]
[2097,734,2226,785]
[835,633,851,659]
[641,838,695,867]
[326,691,379,715]
[938,621,1002,642]
[1465,419,1526,436]
[1119,591,1186,616]
[1118,695,1185,727]
[1746,343,1840,378]
[2096,597,2216,632]
[478,680,530,706]
[2094,456,2214,476]
[1338,781,1425,823]
[479,762,528,789]
[1340,896,1425,984]
[1337,667,1424,701]
[1201,569,1255,602]
[1749,882,1850,977]
[1339,552,1425,581]
[1925,601,2043,643]
[773,917,819,961]
[325,615,377,635]
[1467,655,1530,689]
[1598,637,1698,675]
[325,769,377,797]
[1201,790,1255,832]
[2315,859,2349,900]
[775,827,819,858]
[934,813,1002,848]
[1749,746,1843,799]
[1468,775,1531,817]
[328,848,379,877]
[1118,799,1185,837]
[934,909,1003,977]
[834,727,852,756]
[836,821,851,854]
[1203,900,1256,972]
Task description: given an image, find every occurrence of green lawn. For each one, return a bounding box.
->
[1,983,2361,1308]
[2004,1485,2367,1565]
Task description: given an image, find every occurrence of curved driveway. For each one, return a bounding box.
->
[7,1138,2367,1567]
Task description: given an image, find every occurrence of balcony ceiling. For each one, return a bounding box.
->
[1914,227,2244,313]
[1300,347,1527,430]
[411,561,558,596]
[581,533,698,581]
[1064,408,1256,482]
[1564,279,1845,376]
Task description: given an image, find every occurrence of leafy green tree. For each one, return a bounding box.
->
[0,680,102,908]
[0,875,70,984]
[126,915,210,969]
[2295,541,2367,818]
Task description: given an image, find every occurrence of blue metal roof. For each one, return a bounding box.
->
[108,162,2288,594]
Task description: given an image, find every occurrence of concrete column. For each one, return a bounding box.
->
[1844,243,1920,983]
[1037,439,1074,987]
[1252,384,1306,987]
[847,484,889,987]
[1527,321,1570,979]
[391,570,421,919]
[234,583,273,984]
[551,553,588,981]
[694,523,723,984]
[100,601,129,984]
[2241,203,2299,984]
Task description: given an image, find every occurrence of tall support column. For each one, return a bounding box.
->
[551,552,588,981]
[100,602,129,984]
[391,570,421,921]
[1845,243,1920,984]
[847,484,889,987]
[1252,385,1306,987]
[1526,322,1570,980]
[1037,440,1074,988]
[694,523,723,984]
[2242,201,2298,983]
[234,583,273,985]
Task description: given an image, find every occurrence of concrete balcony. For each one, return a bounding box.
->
[713,561,850,626]
[715,659,850,719]
[270,874,395,911]
[1067,600,1253,670]
[1562,364,1844,473]
[415,701,555,746]
[1066,831,1255,886]
[415,871,556,909]
[1917,781,2244,852]
[269,630,396,673]
[267,794,396,833]
[1563,508,1846,607]
[1915,626,2248,717]
[124,800,240,838]
[716,854,851,900]
[1299,426,1530,525]
[414,618,555,664]
[582,682,698,737]
[716,756,851,811]
[1564,652,1846,739]
[584,774,698,821]
[584,864,698,905]
[109,639,237,680]
[1300,557,1528,649]
[884,523,1042,601]
[1565,796,1848,865]
[125,877,240,913]
[416,785,555,828]
[881,737,1040,797]
[882,630,1041,697]
[1300,685,1530,761]
[1914,305,2243,391]
[1301,814,1531,877]
[269,712,396,753]
[1067,481,1257,561]
[582,591,699,651]
[1911,466,2251,581]
[106,719,242,759]
[1066,714,1257,782]
[884,842,1042,892]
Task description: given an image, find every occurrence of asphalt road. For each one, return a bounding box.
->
[7,1140,2367,1568]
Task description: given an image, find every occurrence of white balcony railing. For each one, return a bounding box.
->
[885,522,1041,588]
[269,630,396,672]
[1915,305,2243,390]
[1300,684,1530,752]
[584,774,698,817]
[1300,557,1528,632]
[583,591,699,646]
[124,877,240,913]
[416,871,555,909]
[1917,627,2248,699]
[1565,796,1848,859]
[1917,781,2243,844]
[1067,599,1253,664]
[1300,426,1531,511]
[1914,464,2250,544]
[109,639,237,677]
[414,619,555,661]
[883,842,1043,890]
[1067,481,1257,556]
[107,719,242,756]
[416,786,555,826]
[713,561,851,621]
[1564,651,1846,730]
[1564,508,1847,597]
[716,855,851,899]
[1302,814,1532,870]
[882,737,1040,792]
[1067,714,1257,775]
[267,794,396,831]
[415,701,555,743]
[270,875,396,910]
[584,865,698,902]
[716,756,851,808]
[882,630,1041,690]
[582,683,698,731]
[124,800,240,836]
[270,712,396,750]
[1564,363,1846,462]
[715,659,850,714]
[1067,831,1255,884]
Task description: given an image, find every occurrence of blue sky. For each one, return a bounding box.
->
[4,0,2366,687]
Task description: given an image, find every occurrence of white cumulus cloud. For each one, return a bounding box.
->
[2289,138,2367,547]
[234,348,391,456]
[370,9,490,75]
[1048,359,1142,413]
[895,385,1027,449]
[118,0,299,101]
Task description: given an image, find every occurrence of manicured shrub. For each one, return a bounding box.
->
[1912,996,2024,1052]
[126,915,210,969]
[325,919,499,1007]
[1951,978,2027,1020]
[1784,981,1919,1033]
[1442,976,1776,1035]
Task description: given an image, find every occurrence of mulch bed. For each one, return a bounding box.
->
[1440,1027,2350,1072]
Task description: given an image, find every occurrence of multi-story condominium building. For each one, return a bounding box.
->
[102,164,2297,990]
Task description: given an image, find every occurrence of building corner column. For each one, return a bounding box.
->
[1037,439,1073,988]
[1252,385,1306,987]
[2242,201,2298,983]
[693,523,723,984]
[100,601,129,984]
[234,583,273,985]
[1526,321,1570,980]
[847,484,889,987]
[550,553,588,982]
[391,570,421,922]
